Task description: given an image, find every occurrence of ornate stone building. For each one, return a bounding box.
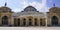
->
[13,6,46,26]
[47,6,60,26]
[0,3,60,27]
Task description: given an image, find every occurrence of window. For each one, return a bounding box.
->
[18,18,20,26]
[23,18,26,26]
[34,18,38,26]
[29,19,32,26]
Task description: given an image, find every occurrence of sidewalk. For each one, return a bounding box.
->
[0,27,60,30]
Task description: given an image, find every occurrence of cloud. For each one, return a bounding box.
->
[11,0,49,12]
[23,0,49,12]
[0,0,49,12]
[12,8,21,12]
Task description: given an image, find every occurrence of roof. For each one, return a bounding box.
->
[49,7,60,10]
[49,7,60,12]
[0,6,11,10]
[24,6,37,11]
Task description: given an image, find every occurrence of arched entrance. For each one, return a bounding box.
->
[34,18,38,26]
[51,16,58,26]
[40,19,43,26]
[17,18,20,26]
[2,16,8,26]
[14,18,20,26]
[23,18,26,26]
[14,18,17,26]
[29,19,32,26]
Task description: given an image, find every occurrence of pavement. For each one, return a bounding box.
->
[0,27,60,30]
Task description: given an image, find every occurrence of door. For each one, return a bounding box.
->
[51,16,58,26]
[29,19,32,26]
[23,18,26,26]
[2,16,8,26]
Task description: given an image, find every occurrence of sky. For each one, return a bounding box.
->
[0,0,60,12]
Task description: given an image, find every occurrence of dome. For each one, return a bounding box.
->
[0,6,12,12]
[0,2,12,12]
[24,6,37,11]
[0,2,11,10]
[49,7,60,12]
[49,7,60,10]
[0,6,11,10]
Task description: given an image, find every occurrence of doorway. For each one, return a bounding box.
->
[51,16,58,26]
[2,16,8,26]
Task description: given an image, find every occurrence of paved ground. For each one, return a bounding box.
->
[0,27,60,30]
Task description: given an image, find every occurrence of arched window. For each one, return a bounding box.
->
[14,18,17,26]
[2,16,8,26]
[51,16,58,26]
[29,19,32,26]
[17,18,20,26]
[23,18,26,26]
[34,18,38,26]
[40,19,43,26]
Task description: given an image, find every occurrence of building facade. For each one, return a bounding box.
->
[47,6,60,26]
[13,6,46,26]
[0,3,60,27]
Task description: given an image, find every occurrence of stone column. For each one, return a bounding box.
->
[32,18,34,26]
[20,18,23,26]
[0,14,2,26]
[9,16,12,26]
[58,18,60,25]
[10,17,14,26]
[8,18,11,26]
[38,18,40,26]
[45,18,47,27]
[0,17,2,26]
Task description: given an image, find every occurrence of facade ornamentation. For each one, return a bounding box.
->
[0,3,60,27]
